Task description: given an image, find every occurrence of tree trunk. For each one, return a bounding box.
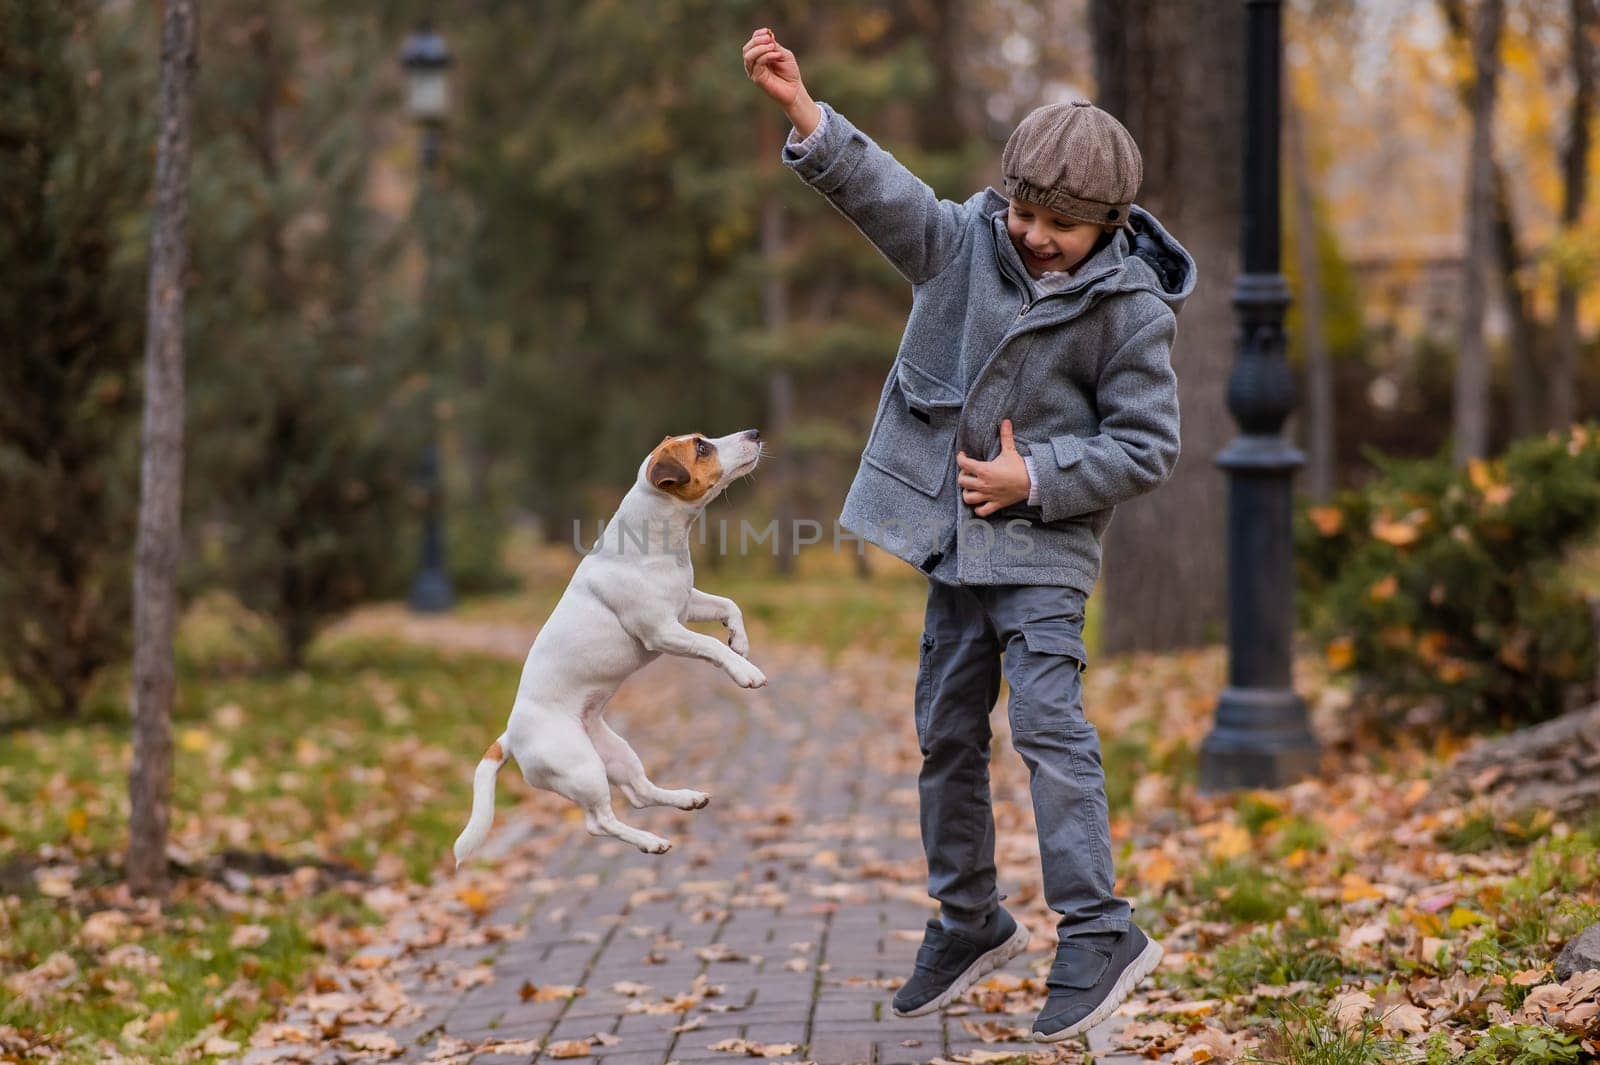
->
[128,0,197,898]
[1439,0,1537,444]
[1497,164,1542,441]
[1553,0,1594,431]
[1454,0,1504,468]
[1286,93,1333,501]
[1091,0,1241,652]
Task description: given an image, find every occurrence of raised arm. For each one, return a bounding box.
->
[743,27,974,284]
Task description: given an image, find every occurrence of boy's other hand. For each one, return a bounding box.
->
[743,28,820,136]
[957,419,1031,517]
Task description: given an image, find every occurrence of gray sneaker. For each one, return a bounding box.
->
[1031,925,1164,1042]
[891,907,1032,1018]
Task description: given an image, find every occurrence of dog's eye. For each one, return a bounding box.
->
[695,438,709,457]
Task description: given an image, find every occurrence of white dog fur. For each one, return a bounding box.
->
[452,429,765,864]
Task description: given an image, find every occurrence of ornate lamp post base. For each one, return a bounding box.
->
[1200,687,1321,792]
[409,567,454,613]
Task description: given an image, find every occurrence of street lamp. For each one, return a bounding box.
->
[1198,0,1321,791]
[401,22,454,614]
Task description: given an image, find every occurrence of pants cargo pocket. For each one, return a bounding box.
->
[1007,619,1089,734]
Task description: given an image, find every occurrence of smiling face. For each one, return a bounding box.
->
[642,430,763,506]
[1005,198,1110,278]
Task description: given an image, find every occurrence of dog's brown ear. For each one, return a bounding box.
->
[648,454,690,490]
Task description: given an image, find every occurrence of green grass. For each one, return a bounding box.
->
[0,625,520,1063]
[1443,808,1556,854]
[1,889,374,1062]
[1449,1024,1584,1064]
[1193,859,1303,925]
[0,636,520,879]
[1245,1002,1409,1065]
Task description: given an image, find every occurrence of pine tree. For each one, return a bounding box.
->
[0,1,152,718]
[184,3,415,665]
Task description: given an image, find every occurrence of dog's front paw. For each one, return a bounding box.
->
[638,834,672,855]
[730,660,767,689]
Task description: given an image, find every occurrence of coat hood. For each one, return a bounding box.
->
[1120,204,1196,312]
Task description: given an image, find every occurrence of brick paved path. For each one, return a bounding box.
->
[246,635,1145,1065]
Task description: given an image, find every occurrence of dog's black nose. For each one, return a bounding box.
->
[745,429,761,441]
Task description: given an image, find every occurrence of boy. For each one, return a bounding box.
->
[742,28,1194,1042]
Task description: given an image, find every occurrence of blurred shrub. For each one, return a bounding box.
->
[183,8,415,668]
[1297,425,1600,729]
[443,502,518,597]
[0,1,151,719]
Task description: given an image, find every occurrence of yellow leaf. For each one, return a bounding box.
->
[1448,907,1488,929]
[1340,874,1384,902]
[1325,636,1356,670]
[178,728,210,753]
[1208,823,1252,862]
[1467,457,1495,493]
[1411,910,1444,936]
[65,808,88,835]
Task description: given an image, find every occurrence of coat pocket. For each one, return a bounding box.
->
[862,359,964,497]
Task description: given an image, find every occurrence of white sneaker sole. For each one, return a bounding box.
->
[1031,935,1164,1043]
[891,920,1033,1019]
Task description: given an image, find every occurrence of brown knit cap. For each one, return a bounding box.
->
[1001,99,1143,228]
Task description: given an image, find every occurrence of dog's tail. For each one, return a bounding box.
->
[453,734,509,868]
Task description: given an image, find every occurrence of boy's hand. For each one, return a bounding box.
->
[957,420,1031,517]
[743,28,820,136]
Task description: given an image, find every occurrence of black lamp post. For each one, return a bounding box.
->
[401,22,454,614]
[1198,0,1321,791]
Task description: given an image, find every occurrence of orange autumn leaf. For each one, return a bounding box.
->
[1308,506,1344,536]
[1340,874,1384,902]
[455,887,491,915]
[1139,852,1180,889]
[1325,636,1356,670]
[1370,518,1419,545]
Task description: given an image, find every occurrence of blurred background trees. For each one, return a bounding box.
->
[4,0,1600,719]
[0,0,151,718]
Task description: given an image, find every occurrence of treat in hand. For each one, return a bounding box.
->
[742,27,805,108]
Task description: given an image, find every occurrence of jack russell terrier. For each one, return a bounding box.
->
[453,429,766,863]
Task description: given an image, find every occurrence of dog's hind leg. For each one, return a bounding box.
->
[590,718,710,812]
[529,717,673,854]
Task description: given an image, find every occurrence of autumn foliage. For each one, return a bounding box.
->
[1297,423,1600,728]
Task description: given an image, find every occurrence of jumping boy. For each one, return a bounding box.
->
[743,28,1194,1042]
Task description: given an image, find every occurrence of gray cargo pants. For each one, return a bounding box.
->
[915,580,1132,942]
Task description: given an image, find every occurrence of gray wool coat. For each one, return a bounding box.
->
[782,102,1197,594]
